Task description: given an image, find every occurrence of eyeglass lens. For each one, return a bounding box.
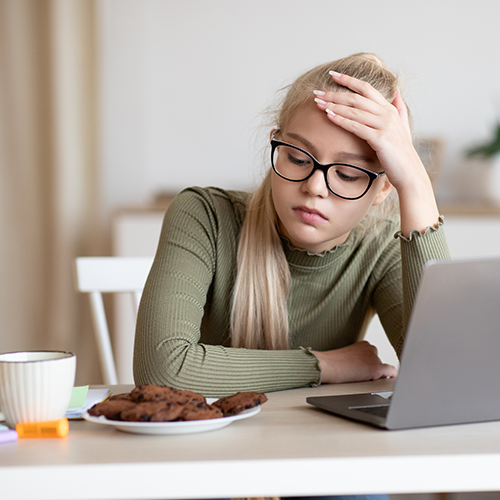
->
[272,144,372,199]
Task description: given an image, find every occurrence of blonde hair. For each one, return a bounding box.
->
[230,53,402,350]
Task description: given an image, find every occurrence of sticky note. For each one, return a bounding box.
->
[68,386,89,408]
[0,429,18,444]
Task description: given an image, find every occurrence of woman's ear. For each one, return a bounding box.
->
[372,178,394,206]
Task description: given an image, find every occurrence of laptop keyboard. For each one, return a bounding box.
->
[351,405,389,418]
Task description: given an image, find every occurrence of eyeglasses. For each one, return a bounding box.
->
[270,136,386,200]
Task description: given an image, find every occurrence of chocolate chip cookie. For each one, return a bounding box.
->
[88,399,136,420]
[213,392,268,416]
[177,401,223,421]
[130,384,206,405]
[120,401,184,422]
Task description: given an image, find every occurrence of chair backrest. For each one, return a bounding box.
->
[74,257,153,385]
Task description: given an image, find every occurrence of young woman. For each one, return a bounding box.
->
[134,53,449,397]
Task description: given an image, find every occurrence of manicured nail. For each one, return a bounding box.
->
[313,90,326,97]
[314,97,327,105]
[329,70,342,78]
[326,108,336,117]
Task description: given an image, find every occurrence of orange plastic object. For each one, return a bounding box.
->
[16,418,69,438]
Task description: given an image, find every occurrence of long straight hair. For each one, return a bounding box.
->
[230,169,291,349]
[230,53,401,351]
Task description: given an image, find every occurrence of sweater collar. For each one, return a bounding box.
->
[282,232,354,268]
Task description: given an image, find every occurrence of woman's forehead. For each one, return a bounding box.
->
[283,102,378,162]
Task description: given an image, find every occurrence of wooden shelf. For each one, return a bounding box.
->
[115,195,500,218]
[440,203,500,216]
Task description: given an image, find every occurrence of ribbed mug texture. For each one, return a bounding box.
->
[0,351,76,429]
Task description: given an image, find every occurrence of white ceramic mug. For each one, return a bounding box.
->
[0,351,76,429]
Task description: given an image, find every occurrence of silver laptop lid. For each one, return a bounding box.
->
[386,257,500,429]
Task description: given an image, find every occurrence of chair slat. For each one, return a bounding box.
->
[74,257,153,385]
[89,292,118,385]
[75,257,153,292]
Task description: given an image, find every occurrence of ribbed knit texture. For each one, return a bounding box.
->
[134,187,450,397]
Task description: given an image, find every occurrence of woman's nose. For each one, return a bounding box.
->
[301,169,329,198]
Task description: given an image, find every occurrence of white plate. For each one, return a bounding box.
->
[82,403,261,435]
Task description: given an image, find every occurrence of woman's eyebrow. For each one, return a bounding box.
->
[285,132,317,155]
[285,132,375,165]
[335,151,376,164]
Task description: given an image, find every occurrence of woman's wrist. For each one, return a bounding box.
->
[396,172,440,237]
[312,343,398,384]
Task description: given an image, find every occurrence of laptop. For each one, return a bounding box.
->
[306,257,500,430]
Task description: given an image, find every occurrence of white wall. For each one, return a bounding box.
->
[96,0,500,218]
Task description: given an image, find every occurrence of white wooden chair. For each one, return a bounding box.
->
[74,256,154,385]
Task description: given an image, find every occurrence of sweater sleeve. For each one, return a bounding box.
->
[133,188,320,397]
[372,217,450,356]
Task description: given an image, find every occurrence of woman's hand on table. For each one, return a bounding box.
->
[313,341,398,384]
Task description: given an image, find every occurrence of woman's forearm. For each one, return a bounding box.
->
[396,157,441,237]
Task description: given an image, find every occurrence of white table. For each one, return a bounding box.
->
[2,380,500,500]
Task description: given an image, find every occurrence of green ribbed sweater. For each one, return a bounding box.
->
[134,187,450,397]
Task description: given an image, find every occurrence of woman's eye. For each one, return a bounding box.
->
[287,153,311,167]
[335,169,361,182]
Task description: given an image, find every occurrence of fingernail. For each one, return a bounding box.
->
[313,90,326,97]
[326,108,336,117]
[329,70,342,78]
[314,97,327,105]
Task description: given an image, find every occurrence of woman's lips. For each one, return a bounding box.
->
[292,206,328,223]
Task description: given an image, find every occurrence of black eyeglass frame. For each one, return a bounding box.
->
[270,137,386,200]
